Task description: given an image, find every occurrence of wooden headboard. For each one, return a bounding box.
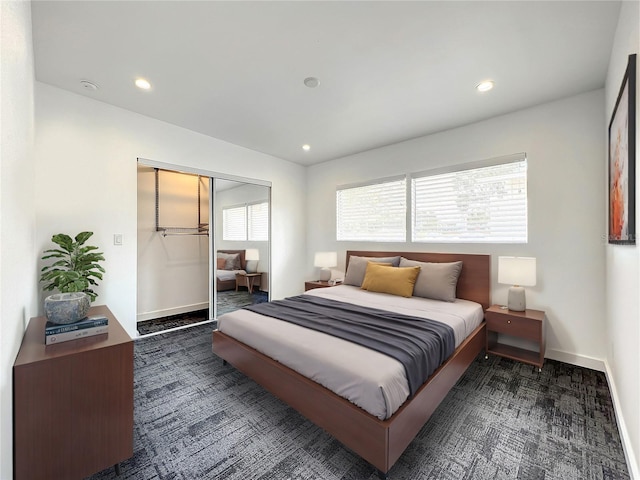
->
[217,249,246,270]
[346,250,491,311]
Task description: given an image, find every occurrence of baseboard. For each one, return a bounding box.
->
[545,348,605,372]
[604,359,639,480]
[137,302,209,322]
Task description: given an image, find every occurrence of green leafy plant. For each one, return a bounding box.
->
[40,232,106,302]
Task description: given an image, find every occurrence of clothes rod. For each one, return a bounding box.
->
[159,231,209,237]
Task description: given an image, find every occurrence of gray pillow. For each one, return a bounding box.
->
[399,258,462,302]
[344,255,401,287]
[217,252,241,271]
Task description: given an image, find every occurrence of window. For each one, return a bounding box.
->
[335,154,528,244]
[412,154,527,243]
[223,202,269,241]
[336,177,406,242]
[248,202,269,241]
[222,206,247,241]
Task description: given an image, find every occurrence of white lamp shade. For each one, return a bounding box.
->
[314,251,337,268]
[498,256,536,286]
[245,249,260,261]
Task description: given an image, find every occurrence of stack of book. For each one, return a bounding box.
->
[45,315,109,345]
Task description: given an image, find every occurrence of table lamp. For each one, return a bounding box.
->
[314,251,337,282]
[498,256,536,311]
[245,249,260,273]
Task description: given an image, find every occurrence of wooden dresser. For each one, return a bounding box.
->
[13,305,133,479]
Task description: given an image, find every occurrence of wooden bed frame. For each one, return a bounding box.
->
[216,249,246,291]
[212,251,490,477]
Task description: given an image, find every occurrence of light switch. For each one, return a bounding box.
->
[114,234,123,246]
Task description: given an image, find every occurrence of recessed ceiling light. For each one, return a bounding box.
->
[303,77,320,88]
[135,78,152,90]
[302,144,311,151]
[80,80,99,91]
[476,80,494,92]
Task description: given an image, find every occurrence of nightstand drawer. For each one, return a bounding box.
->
[486,314,540,341]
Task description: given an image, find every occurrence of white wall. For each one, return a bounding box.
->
[0,2,36,478]
[137,168,210,321]
[35,82,307,339]
[307,90,607,368]
[605,1,639,477]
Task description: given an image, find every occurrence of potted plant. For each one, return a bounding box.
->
[40,232,105,324]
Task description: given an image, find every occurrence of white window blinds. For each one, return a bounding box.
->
[248,202,269,241]
[223,205,247,241]
[411,155,527,243]
[223,202,268,241]
[336,177,406,242]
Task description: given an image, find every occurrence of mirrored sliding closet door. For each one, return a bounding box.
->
[136,159,270,336]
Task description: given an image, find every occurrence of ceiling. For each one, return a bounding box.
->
[31,1,621,166]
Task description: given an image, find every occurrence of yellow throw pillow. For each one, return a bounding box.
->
[361,262,421,297]
[360,262,393,290]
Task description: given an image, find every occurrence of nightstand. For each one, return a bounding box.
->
[13,306,133,479]
[485,305,546,370]
[236,272,262,293]
[305,280,333,291]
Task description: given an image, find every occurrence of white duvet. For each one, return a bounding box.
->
[217,285,483,419]
[216,269,246,281]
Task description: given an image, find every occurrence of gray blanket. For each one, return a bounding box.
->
[243,295,455,396]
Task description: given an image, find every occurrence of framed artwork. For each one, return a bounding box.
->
[609,53,637,245]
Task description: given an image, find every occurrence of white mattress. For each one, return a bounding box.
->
[217,285,483,419]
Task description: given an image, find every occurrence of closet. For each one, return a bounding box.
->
[136,159,271,334]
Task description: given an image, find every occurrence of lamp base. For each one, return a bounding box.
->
[507,286,526,311]
[245,260,258,273]
[319,268,331,282]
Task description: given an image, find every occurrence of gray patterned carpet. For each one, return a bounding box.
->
[217,290,268,316]
[87,324,629,480]
[137,291,268,335]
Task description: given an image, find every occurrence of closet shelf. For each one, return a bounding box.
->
[155,168,209,237]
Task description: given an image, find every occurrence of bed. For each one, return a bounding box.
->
[216,250,246,291]
[212,251,490,478]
